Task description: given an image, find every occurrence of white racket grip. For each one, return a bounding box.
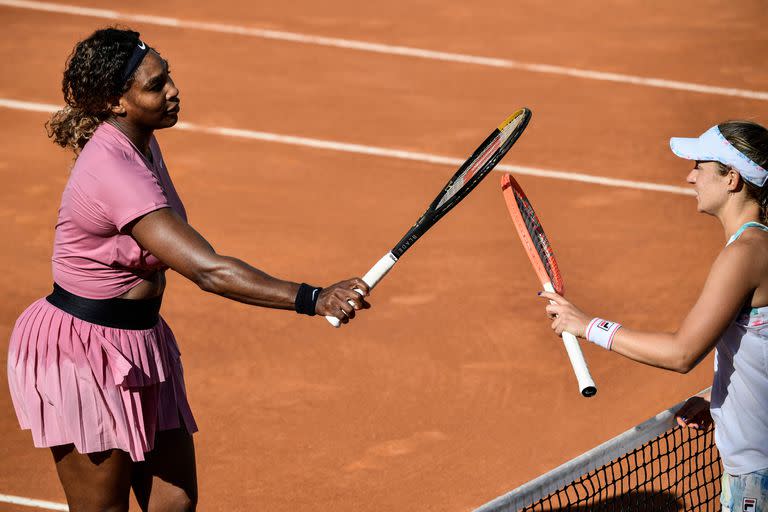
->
[325,252,398,328]
[561,331,597,397]
[543,282,597,397]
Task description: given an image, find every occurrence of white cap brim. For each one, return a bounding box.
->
[669,137,717,161]
[669,126,768,187]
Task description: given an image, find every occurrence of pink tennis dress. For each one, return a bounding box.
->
[7,122,197,461]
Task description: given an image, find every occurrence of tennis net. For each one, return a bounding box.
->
[475,388,721,512]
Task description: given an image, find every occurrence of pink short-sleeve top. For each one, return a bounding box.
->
[52,122,187,299]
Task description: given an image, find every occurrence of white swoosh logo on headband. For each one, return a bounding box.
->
[138,41,146,49]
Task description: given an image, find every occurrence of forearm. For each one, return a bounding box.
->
[130,210,369,319]
[542,244,752,375]
[193,255,300,309]
[609,328,705,374]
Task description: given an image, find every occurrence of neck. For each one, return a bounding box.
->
[107,117,152,157]
[717,196,762,242]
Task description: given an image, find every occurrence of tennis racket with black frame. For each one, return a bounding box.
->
[500,173,597,397]
[326,108,532,327]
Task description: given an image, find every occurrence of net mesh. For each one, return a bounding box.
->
[475,391,722,512]
[519,424,721,511]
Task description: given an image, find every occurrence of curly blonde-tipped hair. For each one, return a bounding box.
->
[47,27,142,153]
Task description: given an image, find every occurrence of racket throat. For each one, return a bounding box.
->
[392,220,429,258]
[393,235,419,258]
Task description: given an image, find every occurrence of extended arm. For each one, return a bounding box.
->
[129,208,369,320]
[541,241,759,373]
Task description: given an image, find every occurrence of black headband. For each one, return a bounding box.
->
[119,40,150,85]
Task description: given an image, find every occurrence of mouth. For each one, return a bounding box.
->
[166,104,180,114]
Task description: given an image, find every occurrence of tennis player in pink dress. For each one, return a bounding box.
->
[541,120,768,511]
[8,28,370,511]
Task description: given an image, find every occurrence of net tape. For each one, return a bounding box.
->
[475,388,721,512]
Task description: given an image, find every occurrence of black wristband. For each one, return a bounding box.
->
[295,283,322,316]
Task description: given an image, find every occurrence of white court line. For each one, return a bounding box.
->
[1,0,767,101]
[0,494,68,511]
[0,97,694,196]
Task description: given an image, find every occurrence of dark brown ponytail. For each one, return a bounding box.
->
[719,121,768,223]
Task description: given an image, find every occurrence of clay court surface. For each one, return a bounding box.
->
[1,1,767,510]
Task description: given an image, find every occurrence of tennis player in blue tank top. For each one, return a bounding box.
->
[540,120,768,512]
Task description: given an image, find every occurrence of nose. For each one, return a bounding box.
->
[686,168,697,184]
[166,76,179,100]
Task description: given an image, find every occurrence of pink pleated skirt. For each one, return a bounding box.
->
[7,298,198,462]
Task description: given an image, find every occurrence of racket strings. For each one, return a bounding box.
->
[514,190,564,291]
[436,136,501,210]
[435,114,527,211]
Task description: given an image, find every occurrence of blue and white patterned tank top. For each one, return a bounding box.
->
[710,221,768,474]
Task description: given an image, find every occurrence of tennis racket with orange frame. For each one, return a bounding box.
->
[501,174,597,397]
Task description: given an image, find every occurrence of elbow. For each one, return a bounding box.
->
[665,333,705,374]
[194,271,218,294]
[671,353,699,374]
[189,260,230,295]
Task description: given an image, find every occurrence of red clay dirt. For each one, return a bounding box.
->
[1,1,767,511]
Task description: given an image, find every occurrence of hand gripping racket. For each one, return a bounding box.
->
[326,108,532,327]
[500,174,597,397]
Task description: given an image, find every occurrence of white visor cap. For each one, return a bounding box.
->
[670,126,768,187]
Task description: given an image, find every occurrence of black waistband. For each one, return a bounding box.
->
[46,283,162,330]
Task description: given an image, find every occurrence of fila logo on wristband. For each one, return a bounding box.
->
[597,320,613,331]
[586,318,622,350]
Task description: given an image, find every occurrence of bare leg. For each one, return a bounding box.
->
[51,445,133,512]
[131,428,198,512]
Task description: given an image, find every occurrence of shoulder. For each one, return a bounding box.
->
[74,137,154,187]
[719,230,768,286]
[733,225,768,246]
[78,128,135,164]
[726,228,768,259]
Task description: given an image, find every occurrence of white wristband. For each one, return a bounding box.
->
[585,318,621,350]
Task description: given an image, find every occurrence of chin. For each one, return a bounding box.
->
[160,114,179,129]
[696,204,716,216]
